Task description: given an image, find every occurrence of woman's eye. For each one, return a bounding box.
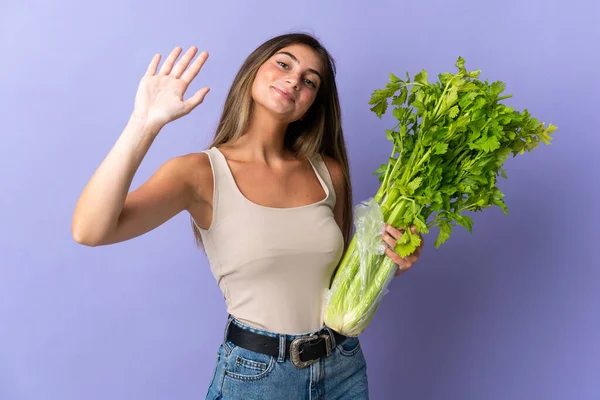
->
[278,61,316,88]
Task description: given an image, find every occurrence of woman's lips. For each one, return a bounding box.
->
[273,86,294,102]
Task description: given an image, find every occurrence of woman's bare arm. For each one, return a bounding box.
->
[72,46,210,246]
[71,117,203,246]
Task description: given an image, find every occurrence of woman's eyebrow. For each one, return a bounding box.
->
[275,51,322,82]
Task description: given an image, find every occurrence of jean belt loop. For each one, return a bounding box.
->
[277,334,287,362]
[223,314,233,342]
[324,326,337,348]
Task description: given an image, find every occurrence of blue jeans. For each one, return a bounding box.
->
[205,315,369,399]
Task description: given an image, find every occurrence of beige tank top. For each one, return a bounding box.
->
[193,146,345,334]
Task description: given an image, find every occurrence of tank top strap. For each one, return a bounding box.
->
[309,152,336,209]
[204,146,241,196]
[195,146,241,232]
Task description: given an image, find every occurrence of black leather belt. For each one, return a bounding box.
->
[226,321,349,368]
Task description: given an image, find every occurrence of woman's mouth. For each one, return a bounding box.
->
[272,86,294,103]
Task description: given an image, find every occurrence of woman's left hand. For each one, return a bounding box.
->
[381,224,424,277]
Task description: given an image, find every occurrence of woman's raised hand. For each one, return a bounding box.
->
[132,46,210,129]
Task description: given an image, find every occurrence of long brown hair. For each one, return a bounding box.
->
[192,32,353,253]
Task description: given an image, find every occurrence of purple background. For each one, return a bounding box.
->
[1,0,598,399]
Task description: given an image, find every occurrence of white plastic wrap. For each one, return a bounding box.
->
[323,197,399,337]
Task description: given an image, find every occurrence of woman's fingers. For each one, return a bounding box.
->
[381,230,397,248]
[144,46,208,85]
[180,50,209,84]
[171,46,200,79]
[158,46,183,75]
[145,53,161,77]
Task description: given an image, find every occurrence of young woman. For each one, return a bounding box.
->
[72,32,423,399]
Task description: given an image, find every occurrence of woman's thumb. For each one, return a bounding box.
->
[184,87,210,114]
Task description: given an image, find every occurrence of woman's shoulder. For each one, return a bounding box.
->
[320,153,345,232]
[320,153,344,191]
[177,151,215,207]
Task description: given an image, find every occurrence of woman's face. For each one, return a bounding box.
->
[251,43,324,123]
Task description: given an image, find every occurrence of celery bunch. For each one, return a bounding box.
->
[324,57,557,337]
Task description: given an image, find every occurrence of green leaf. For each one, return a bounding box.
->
[399,88,408,105]
[414,216,429,234]
[368,87,397,105]
[455,214,473,233]
[373,164,387,175]
[434,220,453,248]
[412,100,425,110]
[385,129,396,141]
[468,69,481,78]
[443,88,459,112]
[414,70,429,85]
[394,229,423,258]
[455,57,466,74]
[433,142,449,154]
[370,101,388,118]
[407,177,423,194]
[390,73,402,83]
[478,136,501,152]
[369,84,402,118]
[448,105,459,118]
[490,80,506,96]
[393,107,407,121]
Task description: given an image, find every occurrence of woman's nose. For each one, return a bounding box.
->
[286,73,301,87]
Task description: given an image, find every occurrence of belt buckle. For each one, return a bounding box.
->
[290,333,333,369]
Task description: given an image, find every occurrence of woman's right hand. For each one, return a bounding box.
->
[132,46,210,129]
